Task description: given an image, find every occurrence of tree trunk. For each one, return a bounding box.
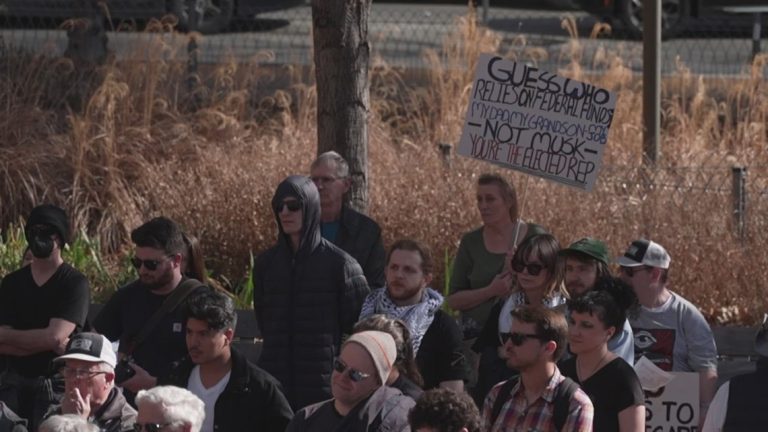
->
[311,0,371,213]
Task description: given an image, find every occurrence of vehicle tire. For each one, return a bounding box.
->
[171,0,235,34]
[616,0,689,39]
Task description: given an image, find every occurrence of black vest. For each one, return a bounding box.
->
[723,367,768,431]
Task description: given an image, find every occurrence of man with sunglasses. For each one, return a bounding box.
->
[286,330,415,432]
[253,175,369,410]
[44,332,136,432]
[559,238,635,364]
[482,305,593,432]
[0,204,90,430]
[160,288,292,432]
[617,238,718,426]
[134,386,204,432]
[95,217,202,398]
[310,151,386,288]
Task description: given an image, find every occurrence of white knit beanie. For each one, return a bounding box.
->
[344,331,396,385]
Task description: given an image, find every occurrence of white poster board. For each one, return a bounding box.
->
[644,372,700,431]
[457,54,617,191]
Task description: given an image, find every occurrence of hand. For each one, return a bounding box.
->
[55,337,70,355]
[120,361,157,393]
[61,388,91,419]
[487,272,513,298]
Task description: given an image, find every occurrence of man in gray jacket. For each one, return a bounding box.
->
[45,333,136,432]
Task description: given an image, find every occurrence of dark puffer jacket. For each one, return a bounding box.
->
[253,175,370,409]
[160,347,293,432]
[334,206,386,289]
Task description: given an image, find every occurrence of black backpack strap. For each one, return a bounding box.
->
[123,278,205,356]
[490,376,519,427]
[553,377,580,432]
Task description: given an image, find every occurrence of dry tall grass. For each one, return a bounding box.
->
[0,14,766,323]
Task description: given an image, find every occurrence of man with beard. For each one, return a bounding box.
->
[94,217,203,398]
[253,175,369,409]
[161,288,293,432]
[559,238,634,364]
[359,239,465,391]
[310,152,386,288]
[0,204,90,430]
[482,306,593,432]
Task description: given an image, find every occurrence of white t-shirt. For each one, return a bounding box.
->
[187,365,231,432]
[701,381,729,432]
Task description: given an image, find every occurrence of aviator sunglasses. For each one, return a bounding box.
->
[510,260,545,276]
[130,256,171,271]
[333,358,371,383]
[499,332,547,346]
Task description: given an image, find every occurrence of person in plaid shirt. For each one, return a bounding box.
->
[482,305,594,432]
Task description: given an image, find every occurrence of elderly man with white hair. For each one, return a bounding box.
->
[135,386,204,432]
[44,332,136,432]
[39,414,98,432]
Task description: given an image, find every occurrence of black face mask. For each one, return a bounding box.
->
[29,235,54,259]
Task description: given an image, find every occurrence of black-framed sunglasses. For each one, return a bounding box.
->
[619,266,650,277]
[499,332,546,346]
[510,260,545,276]
[133,423,172,432]
[131,256,171,271]
[275,200,301,213]
[332,358,371,383]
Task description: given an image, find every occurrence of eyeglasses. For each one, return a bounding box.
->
[332,358,371,383]
[131,256,171,271]
[275,200,301,213]
[311,175,344,185]
[510,260,545,276]
[60,367,108,380]
[499,332,546,346]
[620,266,650,277]
[133,423,172,432]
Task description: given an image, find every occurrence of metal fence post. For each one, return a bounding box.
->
[481,0,489,24]
[732,166,747,244]
[643,0,661,165]
[186,0,201,108]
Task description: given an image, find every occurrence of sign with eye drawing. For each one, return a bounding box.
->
[458,54,617,192]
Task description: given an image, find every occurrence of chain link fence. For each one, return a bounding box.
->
[0,1,765,75]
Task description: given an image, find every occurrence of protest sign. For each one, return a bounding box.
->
[457,54,617,191]
[644,372,700,432]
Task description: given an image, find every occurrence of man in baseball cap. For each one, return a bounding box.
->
[43,333,136,432]
[559,237,634,364]
[0,205,90,430]
[286,331,415,432]
[618,238,717,427]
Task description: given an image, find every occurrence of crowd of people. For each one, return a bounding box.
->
[0,151,757,432]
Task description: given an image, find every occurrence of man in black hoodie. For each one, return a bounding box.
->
[253,175,370,410]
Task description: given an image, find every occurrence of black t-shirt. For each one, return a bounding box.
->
[416,310,467,390]
[0,263,90,377]
[559,356,645,432]
[93,279,190,379]
[286,401,344,432]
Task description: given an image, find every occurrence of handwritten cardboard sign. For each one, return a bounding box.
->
[458,54,617,191]
[644,372,700,432]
